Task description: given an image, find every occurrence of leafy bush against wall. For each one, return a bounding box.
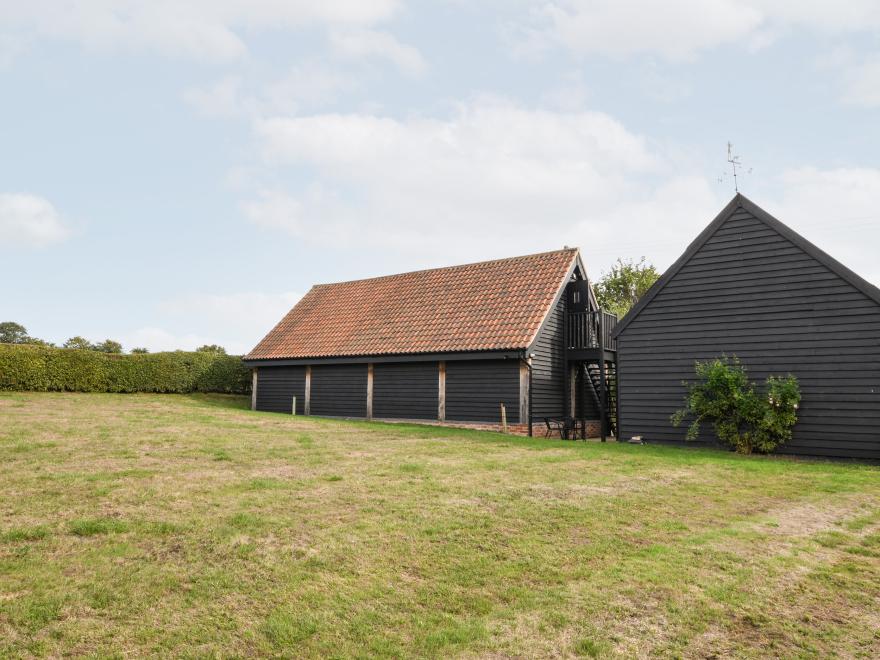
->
[671,355,801,454]
[0,344,251,394]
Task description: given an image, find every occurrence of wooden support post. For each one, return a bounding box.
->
[569,365,577,418]
[598,360,607,442]
[366,363,374,420]
[437,361,446,421]
[563,297,569,421]
[304,366,311,416]
[519,360,529,428]
[251,368,258,411]
[598,314,607,442]
[500,403,508,434]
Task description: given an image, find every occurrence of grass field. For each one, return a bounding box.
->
[1,392,879,657]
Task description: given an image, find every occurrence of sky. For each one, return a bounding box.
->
[1,0,879,354]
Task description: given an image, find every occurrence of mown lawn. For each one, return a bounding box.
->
[1,392,879,658]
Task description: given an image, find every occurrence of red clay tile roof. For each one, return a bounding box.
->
[246,248,578,360]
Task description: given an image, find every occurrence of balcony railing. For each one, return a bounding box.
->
[566,310,618,351]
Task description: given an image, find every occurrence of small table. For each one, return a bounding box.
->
[569,418,587,440]
[545,418,587,440]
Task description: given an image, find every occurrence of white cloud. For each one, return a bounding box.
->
[529,0,880,60]
[183,76,250,119]
[120,327,235,354]
[244,98,728,270]
[262,63,358,111]
[541,0,762,61]
[1,0,401,61]
[0,193,70,247]
[184,64,357,119]
[841,55,880,107]
[152,290,303,354]
[757,0,880,32]
[765,167,880,287]
[242,186,361,245]
[329,28,426,76]
[0,33,26,68]
[242,189,306,234]
[577,175,724,273]
[118,288,302,354]
[244,98,880,285]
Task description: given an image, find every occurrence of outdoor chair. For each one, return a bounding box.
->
[544,417,566,439]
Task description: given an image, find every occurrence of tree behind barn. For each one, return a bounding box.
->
[595,257,660,319]
[0,322,29,344]
[64,336,93,350]
[94,339,123,353]
[196,344,227,355]
[0,322,53,346]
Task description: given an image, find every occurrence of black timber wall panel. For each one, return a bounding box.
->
[445,359,520,423]
[531,294,566,420]
[255,366,306,414]
[373,362,438,420]
[617,207,880,460]
[310,364,368,418]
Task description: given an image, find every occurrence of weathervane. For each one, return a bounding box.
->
[719,141,752,193]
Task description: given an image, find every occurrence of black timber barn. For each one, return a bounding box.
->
[614,194,880,460]
[244,249,620,437]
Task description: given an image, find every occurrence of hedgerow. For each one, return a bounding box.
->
[0,344,250,394]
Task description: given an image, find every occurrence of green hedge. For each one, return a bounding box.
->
[0,344,251,394]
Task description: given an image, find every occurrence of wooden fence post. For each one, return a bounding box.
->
[251,368,258,411]
[500,403,508,434]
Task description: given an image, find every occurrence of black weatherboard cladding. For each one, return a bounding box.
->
[310,363,368,417]
[530,294,566,420]
[445,359,521,423]
[373,361,438,419]
[255,366,306,414]
[616,201,880,460]
[530,280,600,422]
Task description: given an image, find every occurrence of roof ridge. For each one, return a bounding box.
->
[312,247,579,288]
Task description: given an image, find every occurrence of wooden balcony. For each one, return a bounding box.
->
[565,310,618,359]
